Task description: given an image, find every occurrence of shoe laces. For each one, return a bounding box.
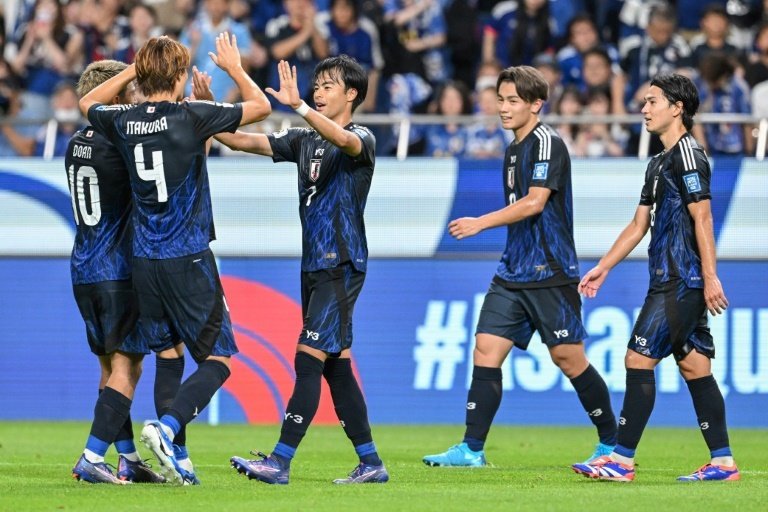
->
[694,463,713,478]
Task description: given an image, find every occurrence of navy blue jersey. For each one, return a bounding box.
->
[87,100,242,259]
[65,127,132,284]
[639,133,711,288]
[496,123,580,286]
[267,124,375,272]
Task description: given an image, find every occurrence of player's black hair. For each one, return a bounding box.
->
[650,73,700,131]
[312,54,368,112]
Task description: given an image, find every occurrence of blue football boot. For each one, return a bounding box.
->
[116,455,165,483]
[333,462,390,484]
[231,451,289,485]
[677,463,740,481]
[72,454,128,485]
[423,443,487,467]
[140,421,193,486]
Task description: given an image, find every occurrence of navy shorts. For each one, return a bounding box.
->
[73,279,145,356]
[298,263,365,355]
[629,279,714,361]
[132,249,238,364]
[475,281,587,349]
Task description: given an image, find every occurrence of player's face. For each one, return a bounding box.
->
[496,81,540,131]
[313,72,354,119]
[641,85,680,135]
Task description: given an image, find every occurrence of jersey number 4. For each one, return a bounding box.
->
[135,143,168,203]
[67,164,100,226]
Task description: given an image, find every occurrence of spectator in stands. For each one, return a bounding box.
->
[474,59,503,94]
[574,87,626,157]
[621,3,692,112]
[557,14,620,90]
[114,3,163,64]
[690,4,744,69]
[182,0,259,103]
[695,52,754,155]
[552,85,583,155]
[1,82,82,157]
[10,0,83,120]
[532,52,563,114]
[744,22,768,88]
[318,0,384,112]
[582,47,626,115]
[79,0,131,64]
[0,24,25,157]
[264,0,328,109]
[424,80,470,158]
[465,85,509,159]
[443,0,480,90]
[482,0,556,67]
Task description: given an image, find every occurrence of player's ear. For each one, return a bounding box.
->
[346,87,358,104]
[530,98,544,115]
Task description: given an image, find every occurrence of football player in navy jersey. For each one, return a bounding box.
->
[205,55,387,485]
[423,66,618,469]
[68,59,164,485]
[573,74,739,482]
[78,33,272,485]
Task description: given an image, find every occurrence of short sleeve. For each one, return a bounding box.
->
[350,125,376,166]
[186,101,243,140]
[530,129,568,192]
[639,169,654,205]
[267,128,307,163]
[677,149,711,205]
[87,104,129,141]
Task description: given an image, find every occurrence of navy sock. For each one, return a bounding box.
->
[277,352,325,455]
[165,359,230,429]
[88,386,132,451]
[155,355,187,447]
[570,364,618,446]
[462,366,502,451]
[616,368,656,457]
[686,375,731,457]
[323,358,381,465]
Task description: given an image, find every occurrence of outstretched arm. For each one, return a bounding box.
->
[579,205,651,297]
[448,186,551,240]
[79,64,136,116]
[191,66,273,156]
[688,199,728,315]
[209,32,271,126]
[266,60,362,156]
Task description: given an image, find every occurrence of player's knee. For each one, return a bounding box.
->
[624,350,657,370]
[206,355,231,369]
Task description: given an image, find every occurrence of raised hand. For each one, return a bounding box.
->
[265,60,302,109]
[208,32,242,75]
[190,66,213,101]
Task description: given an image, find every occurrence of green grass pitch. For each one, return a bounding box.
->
[0,422,765,511]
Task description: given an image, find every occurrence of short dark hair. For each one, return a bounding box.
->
[701,3,728,20]
[649,3,677,26]
[583,47,611,67]
[330,0,360,20]
[312,54,368,112]
[650,73,700,131]
[496,65,549,103]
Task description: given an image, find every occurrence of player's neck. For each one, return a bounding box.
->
[329,111,353,127]
[659,123,688,151]
[513,116,540,142]
[146,92,178,103]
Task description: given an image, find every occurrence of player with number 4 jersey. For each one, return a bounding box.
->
[79,34,271,485]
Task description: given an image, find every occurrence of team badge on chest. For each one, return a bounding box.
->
[309,158,322,182]
[507,155,516,188]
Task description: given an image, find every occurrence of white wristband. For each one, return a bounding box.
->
[293,101,310,117]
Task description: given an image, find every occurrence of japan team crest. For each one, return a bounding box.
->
[507,155,516,188]
[309,159,322,182]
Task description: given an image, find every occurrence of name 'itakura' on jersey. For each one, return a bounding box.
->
[496,123,580,285]
[267,124,375,273]
[87,100,242,259]
[65,127,132,285]
[640,133,711,288]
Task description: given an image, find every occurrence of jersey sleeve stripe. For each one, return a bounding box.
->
[679,138,696,171]
[534,126,551,160]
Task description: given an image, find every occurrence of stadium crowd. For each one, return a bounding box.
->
[1,0,768,157]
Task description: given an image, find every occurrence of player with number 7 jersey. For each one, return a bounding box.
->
[79,34,271,485]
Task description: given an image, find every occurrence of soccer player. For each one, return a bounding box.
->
[78,33,272,485]
[422,66,618,468]
[207,56,387,485]
[572,74,739,482]
[69,59,164,485]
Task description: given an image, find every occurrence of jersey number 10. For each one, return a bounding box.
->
[67,164,100,226]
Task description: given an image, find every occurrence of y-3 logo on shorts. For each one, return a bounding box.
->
[306,330,320,341]
[589,408,603,417]
[467,402,477,410]
[634,335,648,346]
[554,330,569,339]
[700,422,710,430]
